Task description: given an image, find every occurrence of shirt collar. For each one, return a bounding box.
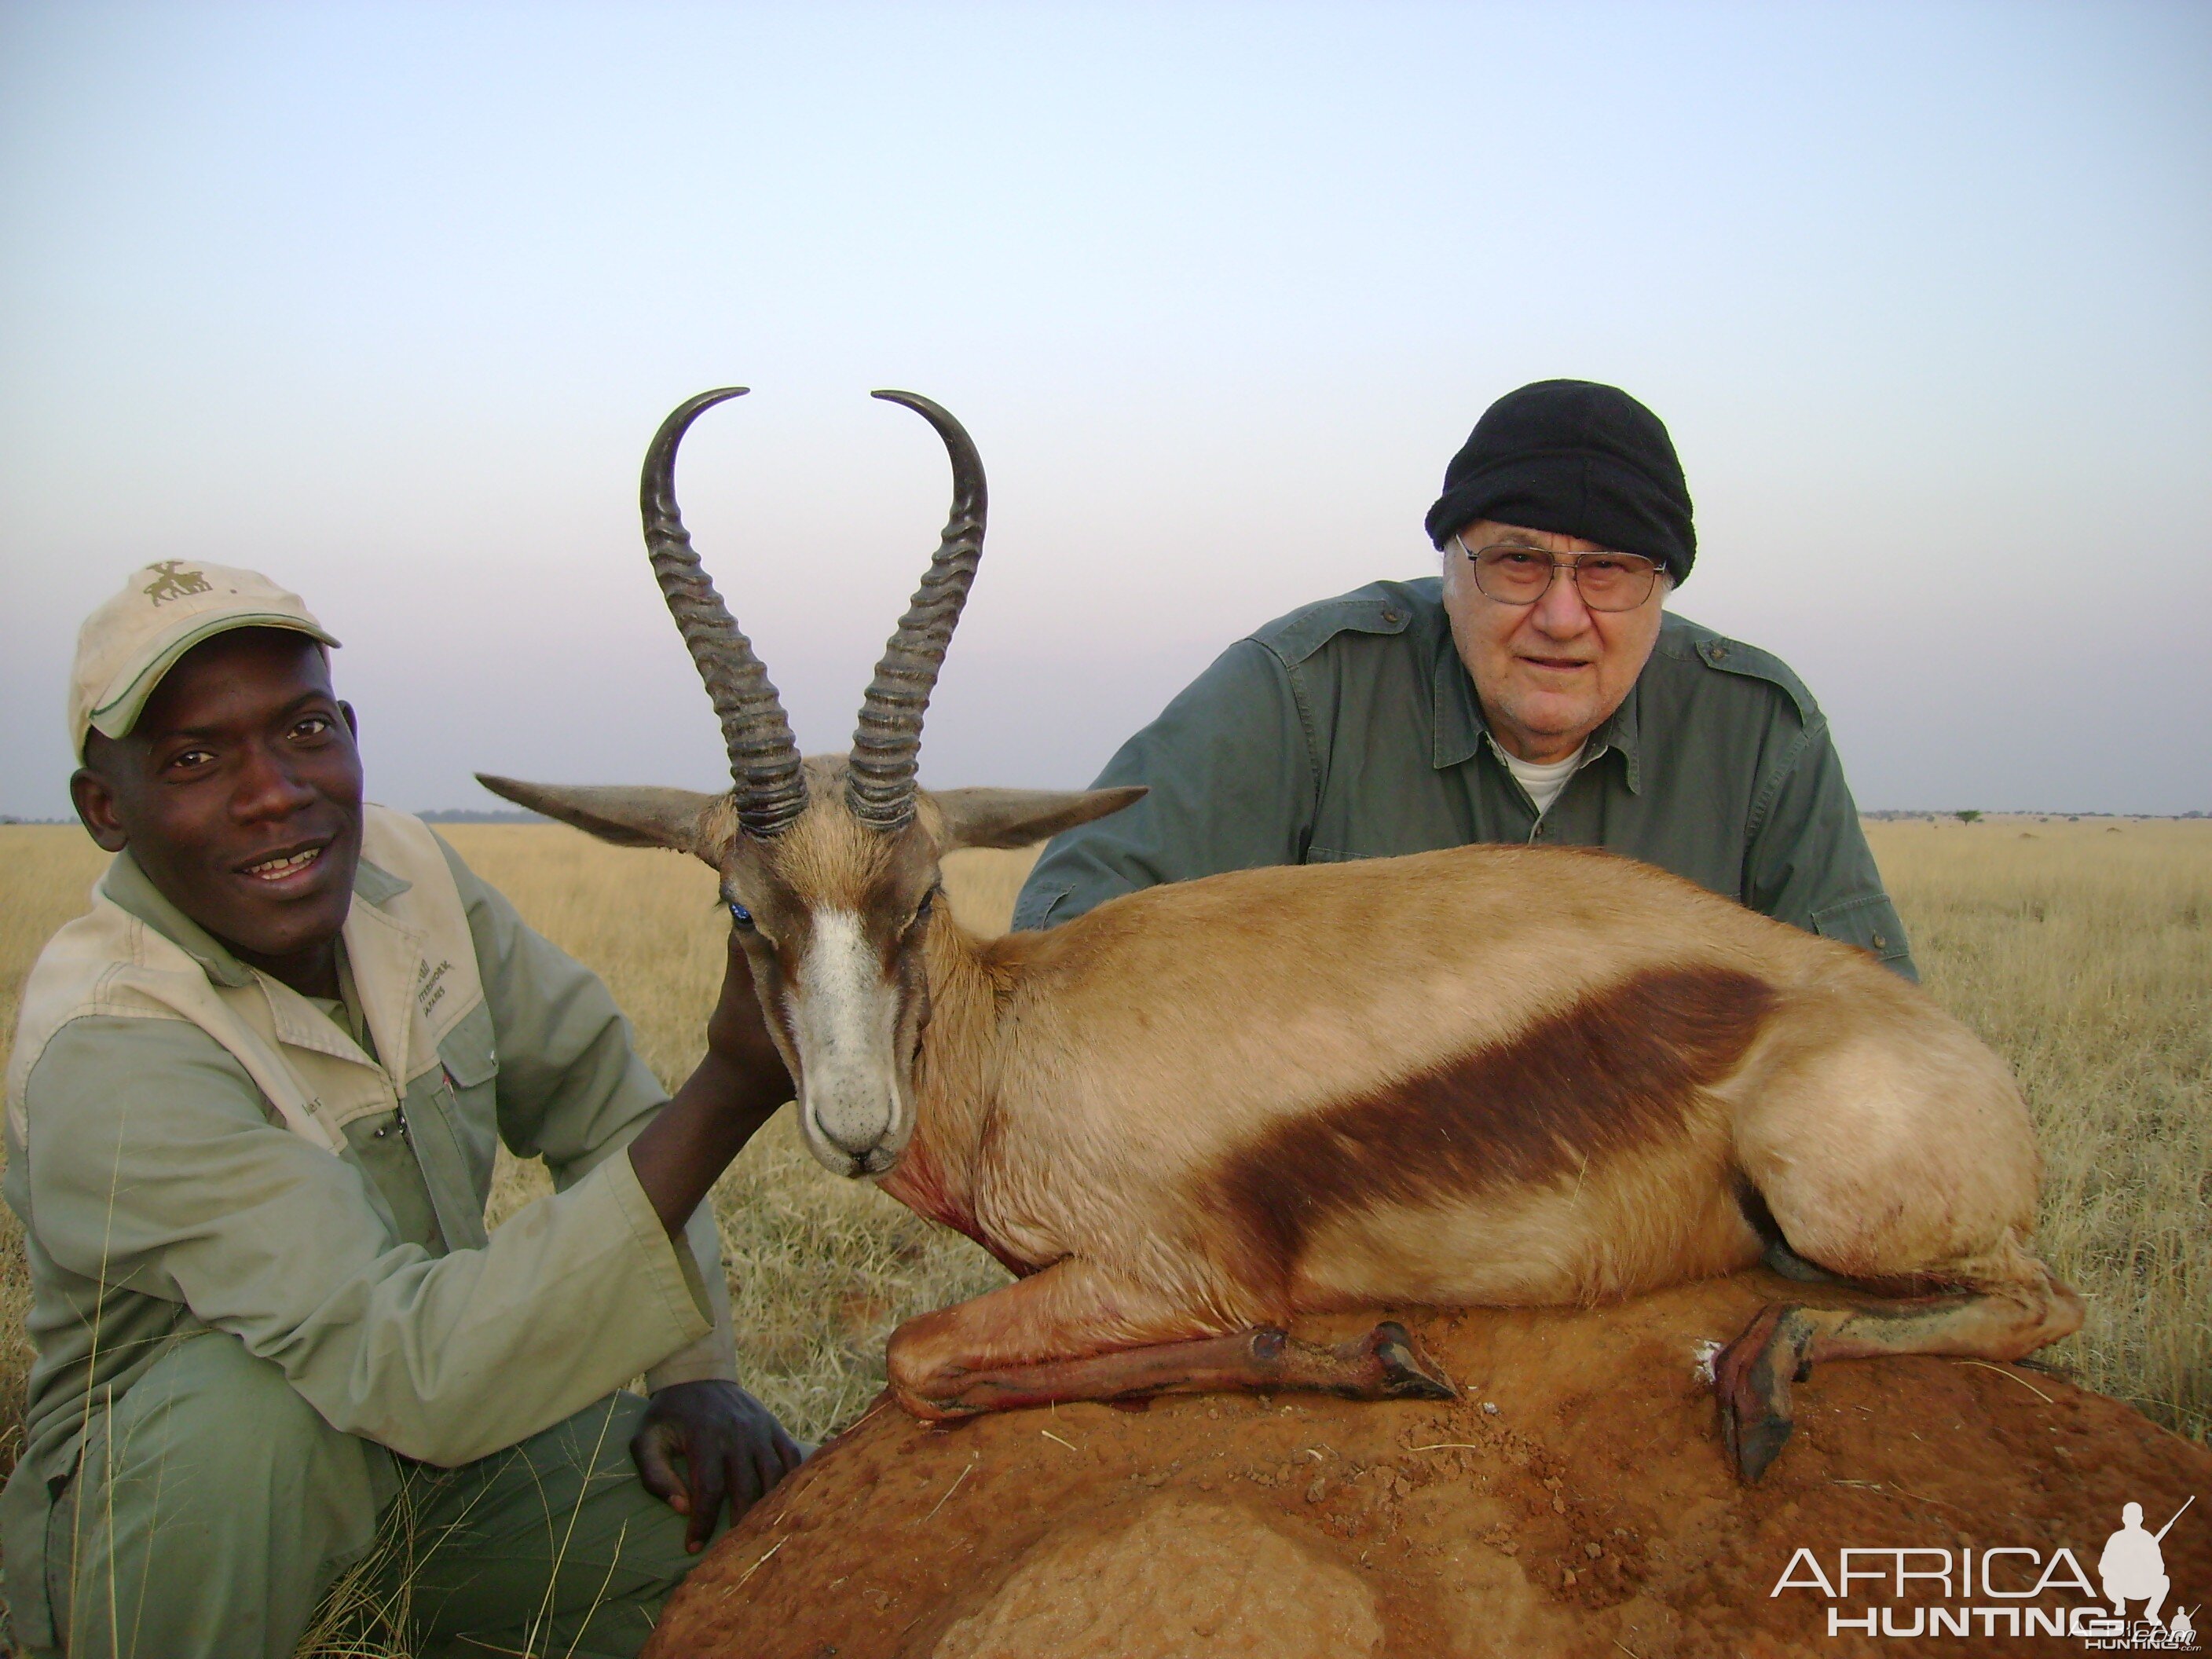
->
[1430,640,1645,795]
[1431,632,1489,772]
[1593,680,1643,794]
[100,845,413,990]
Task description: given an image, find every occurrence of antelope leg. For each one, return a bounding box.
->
[886,1258,1453,1419]
[1713,1257,2082,1485]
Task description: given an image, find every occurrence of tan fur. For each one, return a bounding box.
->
[497,761,2078,1451]
[934,850,2013,1286]
[888,821,2075,1431]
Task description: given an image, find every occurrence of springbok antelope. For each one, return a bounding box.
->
[482,387,2082,1482]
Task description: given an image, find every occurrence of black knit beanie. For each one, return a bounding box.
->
[1423,380,1696,583]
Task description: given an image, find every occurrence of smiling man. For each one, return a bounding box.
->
[3,566,803,1658]
[1014,379,1915,979]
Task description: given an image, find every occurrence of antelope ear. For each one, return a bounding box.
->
[928,786,1148,851]
[474,775,725,862]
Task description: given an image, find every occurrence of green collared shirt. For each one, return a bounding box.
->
[1014,577,1914,978]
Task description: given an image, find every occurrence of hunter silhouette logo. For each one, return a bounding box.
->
[2100,1497,2195,1636]
[142,561,213,606]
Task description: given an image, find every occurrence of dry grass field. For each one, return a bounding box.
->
[0,813,2204,1649]
[1862,815,2210,1442]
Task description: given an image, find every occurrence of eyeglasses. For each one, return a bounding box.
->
[1456,535,1663,613]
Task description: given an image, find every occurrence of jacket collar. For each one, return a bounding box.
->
[101,846,413,991]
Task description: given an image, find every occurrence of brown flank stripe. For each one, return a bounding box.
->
[1214,966,1778,1294]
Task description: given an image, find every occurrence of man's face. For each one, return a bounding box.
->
[71,629,364,980]
[1441,518,1670,764]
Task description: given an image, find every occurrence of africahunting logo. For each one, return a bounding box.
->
[143,561,212,606]
[1770,1497,2197,1648]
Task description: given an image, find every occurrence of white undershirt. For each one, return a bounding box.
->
[1500,742,1588,816]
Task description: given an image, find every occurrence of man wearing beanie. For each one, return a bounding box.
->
[1014,379,1914,979]
[4,566,804,1657]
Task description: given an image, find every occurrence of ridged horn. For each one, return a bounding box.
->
[847,390,987,832]
[642,386,808,838]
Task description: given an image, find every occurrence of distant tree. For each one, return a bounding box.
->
[1955,810,1983,824]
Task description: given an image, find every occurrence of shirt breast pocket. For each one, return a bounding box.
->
[1811,892,1912,966]
[433,1000,501,1179]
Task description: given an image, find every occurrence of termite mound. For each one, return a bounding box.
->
[649,1273,2210,1659]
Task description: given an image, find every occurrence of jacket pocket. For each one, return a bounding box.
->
[430,999,501,1222]
[1811,892,1912,965]
[435,998,498,1090]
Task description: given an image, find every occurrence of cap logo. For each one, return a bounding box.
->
[142,561,213,606]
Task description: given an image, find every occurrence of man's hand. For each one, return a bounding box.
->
[701,925,792,1091]
[628,924,795,1237]
[632,1380,808,1553]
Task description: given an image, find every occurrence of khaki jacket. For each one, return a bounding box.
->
[2,807,736,1584]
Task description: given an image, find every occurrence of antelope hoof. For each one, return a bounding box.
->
[892,1381,981,1423]
[899,1397,975,1423]
[1714,1303,1809,1485]
[1370,1321,1456,1401]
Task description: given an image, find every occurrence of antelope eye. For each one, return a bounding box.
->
[727,901,755,929]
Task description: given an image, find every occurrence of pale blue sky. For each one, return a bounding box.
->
[3,1,2207,819]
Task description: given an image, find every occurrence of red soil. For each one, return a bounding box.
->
[649,1273,2211,1658]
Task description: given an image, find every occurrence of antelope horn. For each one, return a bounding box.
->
[848,390,987,832]
[642,386,808,838]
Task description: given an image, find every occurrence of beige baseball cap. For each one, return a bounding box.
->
[70,562,342,760]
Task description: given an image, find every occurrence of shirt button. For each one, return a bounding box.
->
[1872,932,1888,948]
[1381,609,1401,624]
[1709,643,1730,661]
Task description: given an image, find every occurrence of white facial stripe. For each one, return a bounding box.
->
[792,909,907,1165]
[799,911,878,1055]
